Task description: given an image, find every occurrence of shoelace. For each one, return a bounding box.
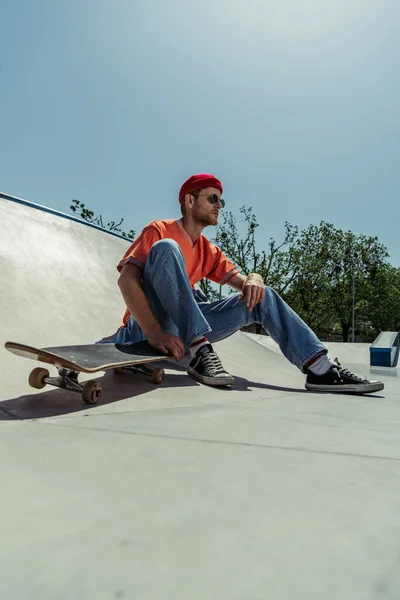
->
[333,359,365,382]
[200,349,224,373]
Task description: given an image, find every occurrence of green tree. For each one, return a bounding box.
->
[70,200,136,239]
[198,207,299,302]
[211,206,299,294]
[286,223,391,340]
[362,264,400,334]
[213,213,397,340]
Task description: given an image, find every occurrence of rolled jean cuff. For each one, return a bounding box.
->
[301,347,328,373]
[188,326,212,348]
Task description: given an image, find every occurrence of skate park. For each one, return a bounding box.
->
[1,191,400,599]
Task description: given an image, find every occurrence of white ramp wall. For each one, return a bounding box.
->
[0,194,129,397]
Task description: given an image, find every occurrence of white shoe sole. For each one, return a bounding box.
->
[187,367,234,387]
[305,381,384,394]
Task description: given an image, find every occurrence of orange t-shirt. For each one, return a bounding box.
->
[118,218,239,327]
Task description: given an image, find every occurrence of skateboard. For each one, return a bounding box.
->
[5,341,173,405]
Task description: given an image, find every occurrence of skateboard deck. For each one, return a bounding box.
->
[5,341,173,405]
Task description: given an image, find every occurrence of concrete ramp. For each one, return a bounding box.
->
[0,193,128,398]
[1,193,400,600]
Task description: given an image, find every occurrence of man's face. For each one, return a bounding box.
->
[189,187,223,227]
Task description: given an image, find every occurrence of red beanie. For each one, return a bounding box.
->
[179,173,223,203]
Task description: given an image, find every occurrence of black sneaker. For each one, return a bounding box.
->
[305,359,384,394]
[187,343,234,386]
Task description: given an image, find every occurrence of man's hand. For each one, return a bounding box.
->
[240,273,265,311]
[147,325,185,361]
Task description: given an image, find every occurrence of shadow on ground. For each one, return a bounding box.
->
[0,371,192,420]
[0,362,313,420]
[2,358,382,422]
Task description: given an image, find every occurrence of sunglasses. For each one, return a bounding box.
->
[191,192,225,208]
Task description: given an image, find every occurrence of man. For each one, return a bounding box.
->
[104,173,383,394]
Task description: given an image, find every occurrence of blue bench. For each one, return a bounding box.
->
[370,332,399,367]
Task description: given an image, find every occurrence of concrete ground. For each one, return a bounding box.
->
[1,193,399,599]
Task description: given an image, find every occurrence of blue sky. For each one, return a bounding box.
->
[1,0,399,265]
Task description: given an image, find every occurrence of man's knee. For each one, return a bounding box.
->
[264,285,281,300]
[145,239,185,274]
[151,238,181,255]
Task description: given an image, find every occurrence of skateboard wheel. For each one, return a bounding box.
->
[82,381,102,405]
[152,368,165,384]
[28,367,49,389]
[113,367,124,374]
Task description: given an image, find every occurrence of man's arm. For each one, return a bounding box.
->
[118,263,185,360]
[226,272,265,311]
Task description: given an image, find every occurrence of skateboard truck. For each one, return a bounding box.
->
[28,364,165,405]
[5,340,170,405]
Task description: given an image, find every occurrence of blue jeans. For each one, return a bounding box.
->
[102,239,327,372]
